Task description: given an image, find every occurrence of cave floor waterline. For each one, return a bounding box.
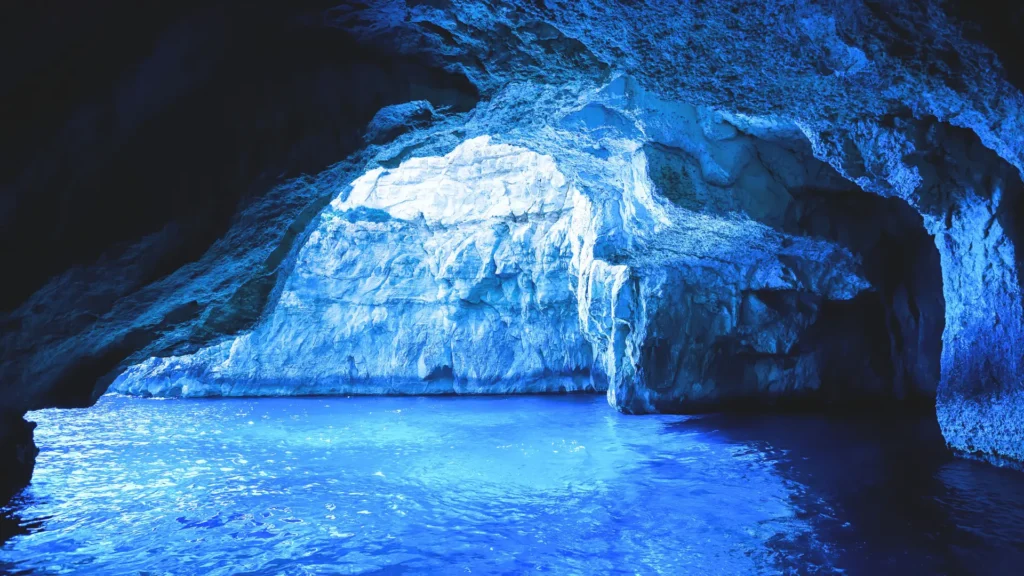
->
[2,394,1024,575]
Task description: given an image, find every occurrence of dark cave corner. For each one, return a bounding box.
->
[0,415,37,505]
[0,1,479,503]
[787,190,946,411]
[631,182,946,416]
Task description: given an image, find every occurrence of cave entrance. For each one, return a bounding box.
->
[637,137,946,414]
[785,189,946,409]
[681,189,948,413]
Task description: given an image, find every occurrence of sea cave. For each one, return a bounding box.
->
[2,1,1024,574]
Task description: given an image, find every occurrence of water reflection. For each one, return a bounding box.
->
[1,396,1022,575]
[672,413,1024,574]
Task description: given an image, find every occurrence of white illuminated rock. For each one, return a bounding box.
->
[112,131,870,404]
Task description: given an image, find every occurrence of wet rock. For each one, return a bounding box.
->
[0,415,37,503]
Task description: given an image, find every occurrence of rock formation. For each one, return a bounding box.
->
[110,132,869,403]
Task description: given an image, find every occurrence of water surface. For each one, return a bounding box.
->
[2,395,1023,575]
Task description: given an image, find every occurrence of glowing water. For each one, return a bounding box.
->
[3,395,1024,574]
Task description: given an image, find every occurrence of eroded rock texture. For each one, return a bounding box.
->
[5,0,1024,497]
[114,137,596,395]
[110,105,884,413]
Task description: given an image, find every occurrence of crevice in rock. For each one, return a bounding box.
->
[784,189,946,406]
[633,125,946,413]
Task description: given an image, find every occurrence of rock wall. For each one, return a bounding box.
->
[916,127,1024,464]
[113,137,597,395]
[113,127,874,407]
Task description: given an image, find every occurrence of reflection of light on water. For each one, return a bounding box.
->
[3,395,825,575]
[936,461,1024,545]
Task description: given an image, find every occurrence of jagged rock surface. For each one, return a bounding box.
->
[113,124,872,407]
[114,137,597,395]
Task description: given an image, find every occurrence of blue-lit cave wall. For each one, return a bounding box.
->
[107,100,931,412]
[1,1,477,404]
[0,0,479,500]
[4,0,1024,500]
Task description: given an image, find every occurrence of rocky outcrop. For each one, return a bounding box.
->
[112,122,872,406]
[0,415,37,504]
[112,137,596,395]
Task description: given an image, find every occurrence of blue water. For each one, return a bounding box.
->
[2,395,1023,575]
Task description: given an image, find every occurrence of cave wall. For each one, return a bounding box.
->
[111,137,598,396]
[1,1,479,412]
[112,90,883,409]
[2,1,477,312]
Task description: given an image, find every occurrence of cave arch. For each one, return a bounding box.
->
[624,129,946,413]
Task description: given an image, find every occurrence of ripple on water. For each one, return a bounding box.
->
[1,395,1023,575]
